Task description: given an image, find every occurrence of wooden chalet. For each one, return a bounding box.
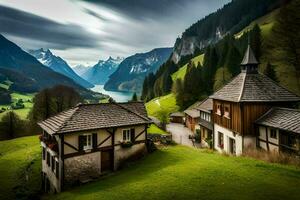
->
[197,98,213,148]
[209,45,300,155]
[184,101,202,133]
[170,112,185,124]
[256,107,300,155]
[38,102,152,193]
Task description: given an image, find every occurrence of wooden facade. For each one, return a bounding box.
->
[213,100,290,136]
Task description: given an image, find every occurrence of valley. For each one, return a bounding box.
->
[0,0,299,200]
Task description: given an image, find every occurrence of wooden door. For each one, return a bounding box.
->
[101,150,113,172]
[229,138,236,154]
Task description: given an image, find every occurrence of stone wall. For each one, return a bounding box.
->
[114,143,147,170]
[64,152,101,185]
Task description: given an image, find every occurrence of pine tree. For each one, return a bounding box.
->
[250,24,262,61]
[264,62,278,82]
[131,93,138,101]
[224,43,241,77]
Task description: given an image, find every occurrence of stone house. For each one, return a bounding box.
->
[38,102,152,193]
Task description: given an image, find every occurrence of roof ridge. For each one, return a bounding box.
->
[238,73,247,102]
[113,102,151,122]
[255,107,275,123]
[55,107,79,134]
[274,107,300,112]
[210,73,244,101]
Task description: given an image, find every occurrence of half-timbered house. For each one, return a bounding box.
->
[209,45,300,155]
[38,102,151,193]
[256,107,300,155]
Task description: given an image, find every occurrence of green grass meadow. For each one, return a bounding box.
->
[0,136,41,200]
[45,145,300,200]
[0,136,300,200]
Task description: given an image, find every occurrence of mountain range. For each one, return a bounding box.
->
[0,34,99,99]
[73,64,92,76]
[81,57,124,85]
[29,48,93,88]
[104,48,172,93]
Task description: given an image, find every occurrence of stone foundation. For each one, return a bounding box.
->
[114,143,147,170]
[64,152,101,184]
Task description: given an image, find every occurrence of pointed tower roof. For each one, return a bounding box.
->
[241,45,259,65]
[209,44,300,103]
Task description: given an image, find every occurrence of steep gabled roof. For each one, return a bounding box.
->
[38,102,151,135]
[210,73,300,102]
[256,107,300,134]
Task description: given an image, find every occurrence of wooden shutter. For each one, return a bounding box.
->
[78,135,84,151]
[130,128,135,142]
[92,133,98,149]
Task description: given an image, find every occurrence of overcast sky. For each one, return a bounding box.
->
[0,0,230,66]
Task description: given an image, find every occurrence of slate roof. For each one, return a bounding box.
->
[195,98,213,113]
[256,107,300,134]
[210,73,300,102]
[38,102,151,135]
[184,109,200,118]
[184,101,202,118]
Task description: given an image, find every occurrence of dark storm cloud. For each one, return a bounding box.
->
[0,5,100,50]
[82,0,221,19]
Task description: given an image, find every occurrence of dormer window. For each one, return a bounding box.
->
[216,104,221,115]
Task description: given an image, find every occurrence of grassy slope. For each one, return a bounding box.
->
[172,54,204,81]
[146,54,204,118]
[0,136,41,200]
[147,124,168,135]
[235,9,279,38]
[46,145,300,200]
[146,93,179,118]
[0,92,35,120]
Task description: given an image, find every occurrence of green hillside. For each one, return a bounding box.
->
[146,93,179,118]
[0,136,41,200]
[235,9,279,38]
[0,92,35,120]
[46,145,300,200]
[172,54,204,81]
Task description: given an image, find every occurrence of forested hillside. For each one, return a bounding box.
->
[172,0,280,63]
[142,0,300,112]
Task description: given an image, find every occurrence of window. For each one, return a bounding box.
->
[122,129,131,141]
[46,152,50,166]
[81,134,92,150]
[224,104,230,118]
[270,129,277,139]
[218,132,224,149]
[216,104,221,115]
[42,147,46,160]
